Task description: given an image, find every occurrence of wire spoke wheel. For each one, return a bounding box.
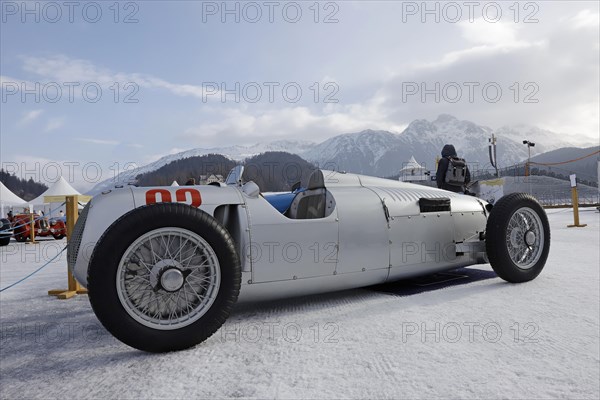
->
[505,207,544,270]
[117,228,221,330]
[486,193,550,283]
[88,203,241,352]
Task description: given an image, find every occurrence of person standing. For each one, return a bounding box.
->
[436,144,471,193]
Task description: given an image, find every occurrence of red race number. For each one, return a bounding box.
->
[145,188,202,207]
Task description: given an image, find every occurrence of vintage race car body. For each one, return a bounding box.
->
[12,214,67,242]
[70,170,489,301]
[69,168,550,352]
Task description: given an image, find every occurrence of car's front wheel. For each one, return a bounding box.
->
[87,203,241,352]
[485,193,550,283]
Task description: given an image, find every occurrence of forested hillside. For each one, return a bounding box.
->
[0,169,48,201]
[136,154,236,187]
[135,152,316,192]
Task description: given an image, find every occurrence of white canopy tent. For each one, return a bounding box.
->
[399,156,429,182]
[29,177,81,216]
[0,182,29,217]
[171,180,180,187]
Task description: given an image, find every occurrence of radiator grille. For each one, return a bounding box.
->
[67,202,91,273]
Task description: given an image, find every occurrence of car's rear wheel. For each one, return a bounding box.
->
[88,203,241,352]
[486,193,550,283]
[14,234,27,243]
[0,236,10,246]
[52,234,65,240]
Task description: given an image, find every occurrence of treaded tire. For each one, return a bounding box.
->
[15,234,27,243]
[52,234,65,240]
[486,193,550,283]
[87,203,241,352]
[0,236,9,246]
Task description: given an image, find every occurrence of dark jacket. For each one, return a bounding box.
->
[436,144,470,193]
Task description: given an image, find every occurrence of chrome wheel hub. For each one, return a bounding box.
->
[160,268,185,292]
[149,259,184,290]
[525,230,536,246]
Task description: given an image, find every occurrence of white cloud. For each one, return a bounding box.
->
[0,75,31,86]
[141,76,208,98]
[177,12,598,147]
[536,101,599,144]
[180,97,403,146]
[44,118,64,132]
[362,12,599,145]
[76,138,120,145]
[7,4,598,152]
[19,55,215,100]
[460,19,520,46]
[18,109,43,125]
[414,20,544,71]
[566,9,600,29]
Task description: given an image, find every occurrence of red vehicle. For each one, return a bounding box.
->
[12,214,67,242]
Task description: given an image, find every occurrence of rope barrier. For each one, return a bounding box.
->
[530,150,600,166]
[0,246,67,292]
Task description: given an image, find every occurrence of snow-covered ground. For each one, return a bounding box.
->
[1,209,598,399]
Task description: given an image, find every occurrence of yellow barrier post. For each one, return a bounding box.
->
[48,195,89,299]
[27,212,37,244]
[567,174,587,228]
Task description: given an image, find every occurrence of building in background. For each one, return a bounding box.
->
[398,157,429,183]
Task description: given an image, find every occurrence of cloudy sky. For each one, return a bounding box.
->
[1,1,598,190]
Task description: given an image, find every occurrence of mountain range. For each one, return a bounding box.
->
[89,115,597,194]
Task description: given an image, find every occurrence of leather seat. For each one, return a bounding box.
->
[286,170,327,219]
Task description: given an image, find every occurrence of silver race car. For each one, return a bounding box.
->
[69,167,550,352]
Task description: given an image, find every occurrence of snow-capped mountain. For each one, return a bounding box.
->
[494,125,580,155]
[88,115,582,194]
[300,130,403,174]
[155,140,316,163]
[374,114,497,176]
[300,115,571,177]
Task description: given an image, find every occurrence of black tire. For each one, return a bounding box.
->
[0,220,11,246]
[53,234,65,240]
[485,193,550,283]
[87,203,241,352]
[15,234,27,243]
